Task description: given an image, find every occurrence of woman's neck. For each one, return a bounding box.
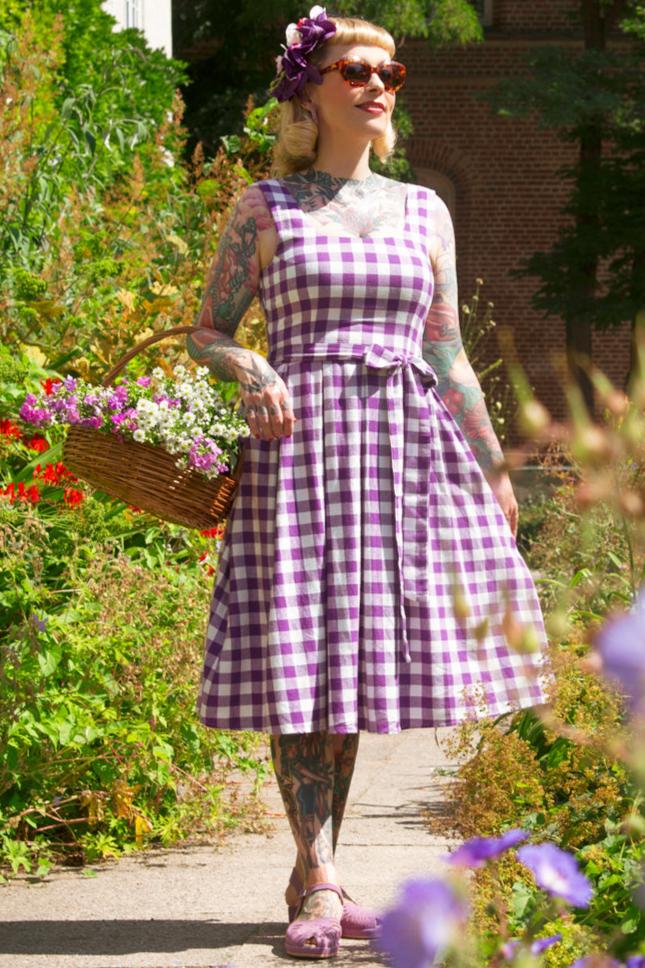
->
[295,167,379,190]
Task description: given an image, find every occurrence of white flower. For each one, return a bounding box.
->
[151,367,164,380]
[133,429,146,442]
[160,147,174,168]
[285,22,302,45]
[309,5,326,17]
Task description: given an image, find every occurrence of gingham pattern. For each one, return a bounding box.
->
[196,178,554,734]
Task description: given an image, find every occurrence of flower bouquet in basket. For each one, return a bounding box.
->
[19,341,250,530]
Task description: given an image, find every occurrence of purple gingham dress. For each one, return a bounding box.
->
[196,178,554,734]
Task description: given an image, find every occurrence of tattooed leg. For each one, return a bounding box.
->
[270,731,344,927]
[330,732,360,857]
[280,732,360,908]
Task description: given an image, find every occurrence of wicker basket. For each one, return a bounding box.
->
[62,325,246,530]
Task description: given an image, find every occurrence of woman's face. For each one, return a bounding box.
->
[303,43,396,141]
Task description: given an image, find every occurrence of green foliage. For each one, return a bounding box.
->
[0,284,268,881]
[173,0,484,156]
[432,439,645,962]
[474,1,645,336]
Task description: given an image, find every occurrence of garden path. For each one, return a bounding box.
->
[0,725,460,967]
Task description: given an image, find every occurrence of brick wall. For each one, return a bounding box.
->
[400,1,634,435]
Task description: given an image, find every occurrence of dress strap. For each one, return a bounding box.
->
[404,184,436,267]
[255,179,304,239]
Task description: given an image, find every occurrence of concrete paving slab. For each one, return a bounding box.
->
[0,726,462,967]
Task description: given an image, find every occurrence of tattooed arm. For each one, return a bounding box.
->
[187,185,296,440]
[423,194,519,535]
[422,195,505,476]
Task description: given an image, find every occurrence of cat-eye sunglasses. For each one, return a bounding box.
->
[319,57,407,93]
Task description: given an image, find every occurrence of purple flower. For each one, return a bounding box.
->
[532,933,562,954]
[80,415,103,429]
[372,876,470,968]
[269,6,337,102]
[594,585,645,714]
[444,828,529,868]
[626,958,645,968]
[19,399,53,427]
[517,843,593,908]
[31,613,48,632]
[189,435,223,472]
[63,376,77,392]
[136,376,152,387]
[501,935,561,960]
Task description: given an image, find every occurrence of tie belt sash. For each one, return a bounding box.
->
[268,342,439,665]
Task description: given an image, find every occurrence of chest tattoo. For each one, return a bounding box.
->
[280,170,408,239]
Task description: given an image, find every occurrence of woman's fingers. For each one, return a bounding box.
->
[242,394,297,439]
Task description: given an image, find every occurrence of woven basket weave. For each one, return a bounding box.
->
[62,325,246,530]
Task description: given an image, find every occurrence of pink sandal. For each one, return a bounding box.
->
[287,868,382,941]
[285,881,343,958]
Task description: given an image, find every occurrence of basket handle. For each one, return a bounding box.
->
[102,325,203,386]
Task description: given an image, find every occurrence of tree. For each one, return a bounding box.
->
[171,0,486,157]
[475,0,645,414]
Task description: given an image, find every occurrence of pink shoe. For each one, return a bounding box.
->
[287,868,382,941]
[285,881,343,959]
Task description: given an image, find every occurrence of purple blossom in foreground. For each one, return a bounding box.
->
[626,958,645,968]
[31,614,48,632]
[444,828,529,868]
[517,843,593,908]
[595,585,645,715]
[502,934,563,959]
[532,933,563,954]
[136,376,151,387]
[372,876,470,968]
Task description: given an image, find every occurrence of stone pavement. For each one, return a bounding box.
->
[0,726,462,968]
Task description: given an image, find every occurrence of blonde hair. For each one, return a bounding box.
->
[271,16,398,177]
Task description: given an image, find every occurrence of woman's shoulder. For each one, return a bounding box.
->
[377,176,438,206]
[401,179,438,203]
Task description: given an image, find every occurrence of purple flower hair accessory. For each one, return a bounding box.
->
[269,5,337,103]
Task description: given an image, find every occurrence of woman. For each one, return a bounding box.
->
[186,7,553,959]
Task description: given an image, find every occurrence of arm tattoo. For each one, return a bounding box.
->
[186,186,277,387]
[422,197,505,473]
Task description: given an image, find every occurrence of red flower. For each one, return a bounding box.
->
[0,419,22,440]
[26,484,40,504]
[63,488,85,506]
[0,481,40,505]
[24,435,50,452]
[200,525,225,539]
[34,461,79,486]
[41,378,62,396]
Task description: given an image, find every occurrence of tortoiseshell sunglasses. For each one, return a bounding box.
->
[319,57,407,93]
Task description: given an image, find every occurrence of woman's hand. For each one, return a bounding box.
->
[238,362,297,441]
[485,469,519,539]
